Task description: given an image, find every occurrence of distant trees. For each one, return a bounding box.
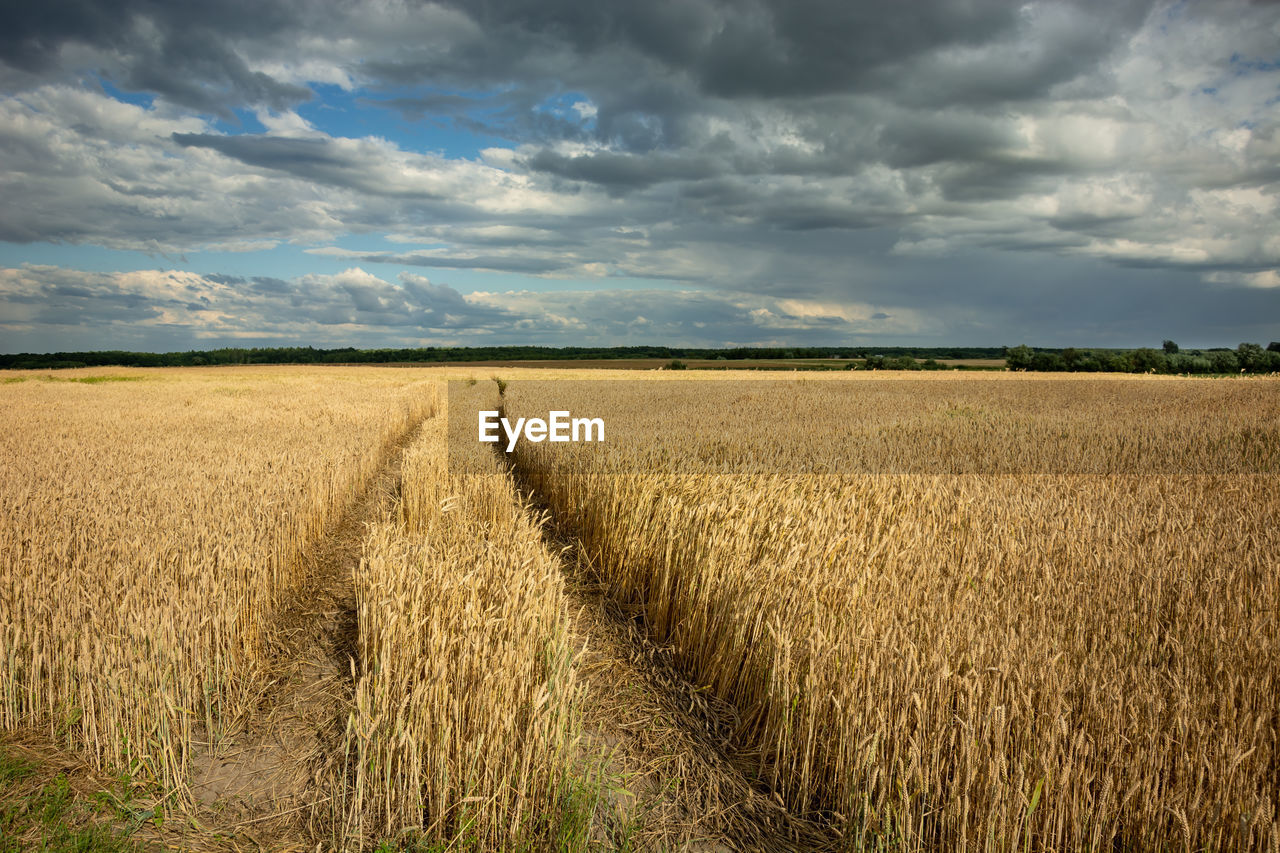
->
[1002,342,1280,374]
[5,342,1275,375]
[0,345,1010,370]
[1168,352,1212,373]
[1031,351,1067,371]
[1005,345,1034,370]
[1236,342,1266,372]
[1130,348,1166,373]
[856,355,949,371]
[1207,350,1239,373]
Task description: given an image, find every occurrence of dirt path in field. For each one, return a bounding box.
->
[533,511,839,852]
[187,413,433,851]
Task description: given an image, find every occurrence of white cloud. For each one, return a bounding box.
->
[1205,270,1280,290]
[1,263,935,349]
[255,108,323,137]
[2,0,1280,347]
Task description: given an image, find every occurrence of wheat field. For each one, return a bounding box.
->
[505,375,1280,851]
[1,368,1277,851]
[0,368,435,798]
[346,381,579,848]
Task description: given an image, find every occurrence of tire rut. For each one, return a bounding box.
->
[519,491,841,852]
[188,413,433,851]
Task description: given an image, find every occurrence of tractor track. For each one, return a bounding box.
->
[187,411,434,851]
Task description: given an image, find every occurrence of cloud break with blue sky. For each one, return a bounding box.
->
[1,0,1278,351]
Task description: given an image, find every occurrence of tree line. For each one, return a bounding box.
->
[3,342,1277,372]
[0,345,1006,370]
[1004,341,1280,374]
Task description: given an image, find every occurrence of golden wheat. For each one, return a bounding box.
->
[0,367,435,798]
[506,374,1280,851]
[345,382,579,848]
[6,367,1277,851]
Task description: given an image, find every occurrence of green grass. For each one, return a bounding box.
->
[0,746,149,853]
[6,374,148,385]
[366,766,639,853]
[60,376,146,384]
[0,750,36,786]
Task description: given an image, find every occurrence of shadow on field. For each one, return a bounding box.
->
[496,439,840,851]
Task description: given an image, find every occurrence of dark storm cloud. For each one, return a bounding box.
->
[171,133,446,199]
[876,113,1022,171]
[1,0,1162,127]
[375,89,596,146]
[429,0,1151,105]
[0,0,313,114]
[2,0,1280,347]
[524,149,724,190]
[172,134,345,171]
[934,159,1075,203]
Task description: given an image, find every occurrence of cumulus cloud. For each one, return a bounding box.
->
[0,85,597,253]
[0,264,936,351]
[2,0,1279,346]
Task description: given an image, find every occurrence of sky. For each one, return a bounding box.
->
[1,0,1278,352]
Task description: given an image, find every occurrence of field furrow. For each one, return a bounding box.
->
[503,376,1280,851]
[4,369,1277,852]
[0,368,436,807]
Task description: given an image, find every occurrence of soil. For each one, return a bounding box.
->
[531,510,841,852]
[185,415,430,850]
[5,403,836,851]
